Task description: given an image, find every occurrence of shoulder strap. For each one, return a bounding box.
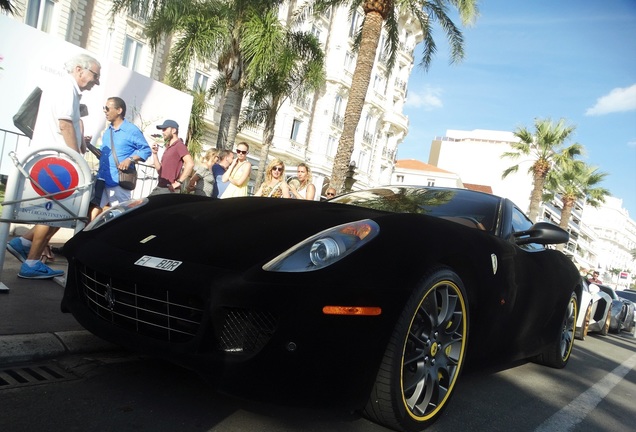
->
[110,128,120,165]
[267,181,282,197]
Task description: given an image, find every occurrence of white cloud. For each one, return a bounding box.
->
[405,86,443,110]
[585,83,636,116]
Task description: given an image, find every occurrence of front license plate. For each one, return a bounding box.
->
[135,255,183,272]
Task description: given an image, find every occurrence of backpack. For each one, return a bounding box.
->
[13,87,42,138]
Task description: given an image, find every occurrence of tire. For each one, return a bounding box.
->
[363,267,469,432]
[600,310,611,336]
[535,291,577,369]
[581,304,592,340]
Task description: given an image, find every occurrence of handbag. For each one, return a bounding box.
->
[110,128,137,190]
[13,87,43,138]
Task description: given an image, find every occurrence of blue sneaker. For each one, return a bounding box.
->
[7,238,30,262]
[18,261,64,279]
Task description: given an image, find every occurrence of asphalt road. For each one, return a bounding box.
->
[0,331,634,432]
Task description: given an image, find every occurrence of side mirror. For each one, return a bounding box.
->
[588,283,600,294]
[513,222,569,246]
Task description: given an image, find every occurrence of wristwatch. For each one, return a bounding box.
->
[129,157,135,164]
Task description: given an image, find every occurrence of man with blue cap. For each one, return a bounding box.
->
[149,119,194,195]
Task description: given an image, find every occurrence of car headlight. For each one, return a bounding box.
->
[83,198,148,231]
[263,219,379,272]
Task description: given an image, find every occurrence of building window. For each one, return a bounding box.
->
[344,51,355,73]
[26,0,54,32]
[396,175,404,183]
[122,36,144,72]
[290,119,302,141]
[327,135,338,157]
[193,72,209,91]
[349,11,360,38]
[333,95,343,116]
[427,178,436,187]
[311,25,321,41]
[65,9,76,42]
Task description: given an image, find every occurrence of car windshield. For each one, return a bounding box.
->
[331,187,500,232]
[617,290,636,302]
[597,285,619,300]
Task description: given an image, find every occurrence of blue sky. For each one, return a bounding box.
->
[400,0,636,217]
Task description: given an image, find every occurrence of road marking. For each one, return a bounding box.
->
[535,352,636,432]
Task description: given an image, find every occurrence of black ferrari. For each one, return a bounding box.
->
[62,186,581,432]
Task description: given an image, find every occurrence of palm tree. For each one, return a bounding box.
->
[240,10,325,189]
[544,160,610,250]
[110,0,284,150]
[0,0,15,14]
[306,0,478,192]
[502,118,583,223]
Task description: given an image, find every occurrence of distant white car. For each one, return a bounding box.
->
[575,278,612,339]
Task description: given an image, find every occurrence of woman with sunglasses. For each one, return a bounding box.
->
[289,163,316,200]
[220,142,252,198]
[253,159,290,198]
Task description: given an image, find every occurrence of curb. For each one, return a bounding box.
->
[0,330,119,365]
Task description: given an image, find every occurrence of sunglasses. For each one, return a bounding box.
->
[236,149,248,154]
[326,192,335,196]
[103,106,113,112]
[86,68,100,80]
[272,166,283,172]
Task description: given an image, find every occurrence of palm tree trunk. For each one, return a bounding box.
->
[255,97,280,190]
[528,173,547,223]
[557,198,574,251]
[216,85,244,150]
[330,11,383,192]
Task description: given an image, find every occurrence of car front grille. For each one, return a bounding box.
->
[219,308,277,354]
[75,263,204,343]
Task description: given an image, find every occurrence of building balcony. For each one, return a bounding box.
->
[381,111,408,132]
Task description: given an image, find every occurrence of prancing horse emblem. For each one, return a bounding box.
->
[104,284,115,310]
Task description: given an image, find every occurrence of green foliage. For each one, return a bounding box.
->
[185,87,212,158]
[544,160,610,209]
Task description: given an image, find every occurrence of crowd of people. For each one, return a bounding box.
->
[5,53,338,281]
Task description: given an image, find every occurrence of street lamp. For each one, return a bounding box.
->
[344,161,356,192]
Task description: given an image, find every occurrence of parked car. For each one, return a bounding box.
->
[61,186,581,432]
[616,289,636,333]
[576,279,612,339]
[597,285,636,335]
[616,289,636,303]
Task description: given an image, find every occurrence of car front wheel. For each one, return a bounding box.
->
[363,267,468,432]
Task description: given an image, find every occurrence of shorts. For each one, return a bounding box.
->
[98,185,133,208]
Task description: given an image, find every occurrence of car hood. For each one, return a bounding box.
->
[70,195,389,271]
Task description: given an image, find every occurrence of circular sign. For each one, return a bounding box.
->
[29,156,80,200]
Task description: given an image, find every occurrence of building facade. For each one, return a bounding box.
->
[7,0,421,197]
[582,196,636,288]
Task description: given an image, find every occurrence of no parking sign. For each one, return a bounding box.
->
[10,150,92,228]
[29,157,80,200]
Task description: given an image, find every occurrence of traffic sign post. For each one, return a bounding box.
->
[0,147,93,292]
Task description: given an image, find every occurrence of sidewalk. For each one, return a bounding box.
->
[0,225,118,365]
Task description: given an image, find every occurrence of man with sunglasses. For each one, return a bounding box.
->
[149,119,194,195]
[6,53,102,279]
[93,97,151,216]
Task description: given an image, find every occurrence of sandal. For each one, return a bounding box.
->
[40,245,55,263]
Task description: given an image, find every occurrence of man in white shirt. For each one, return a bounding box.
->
[6,53,101,279]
